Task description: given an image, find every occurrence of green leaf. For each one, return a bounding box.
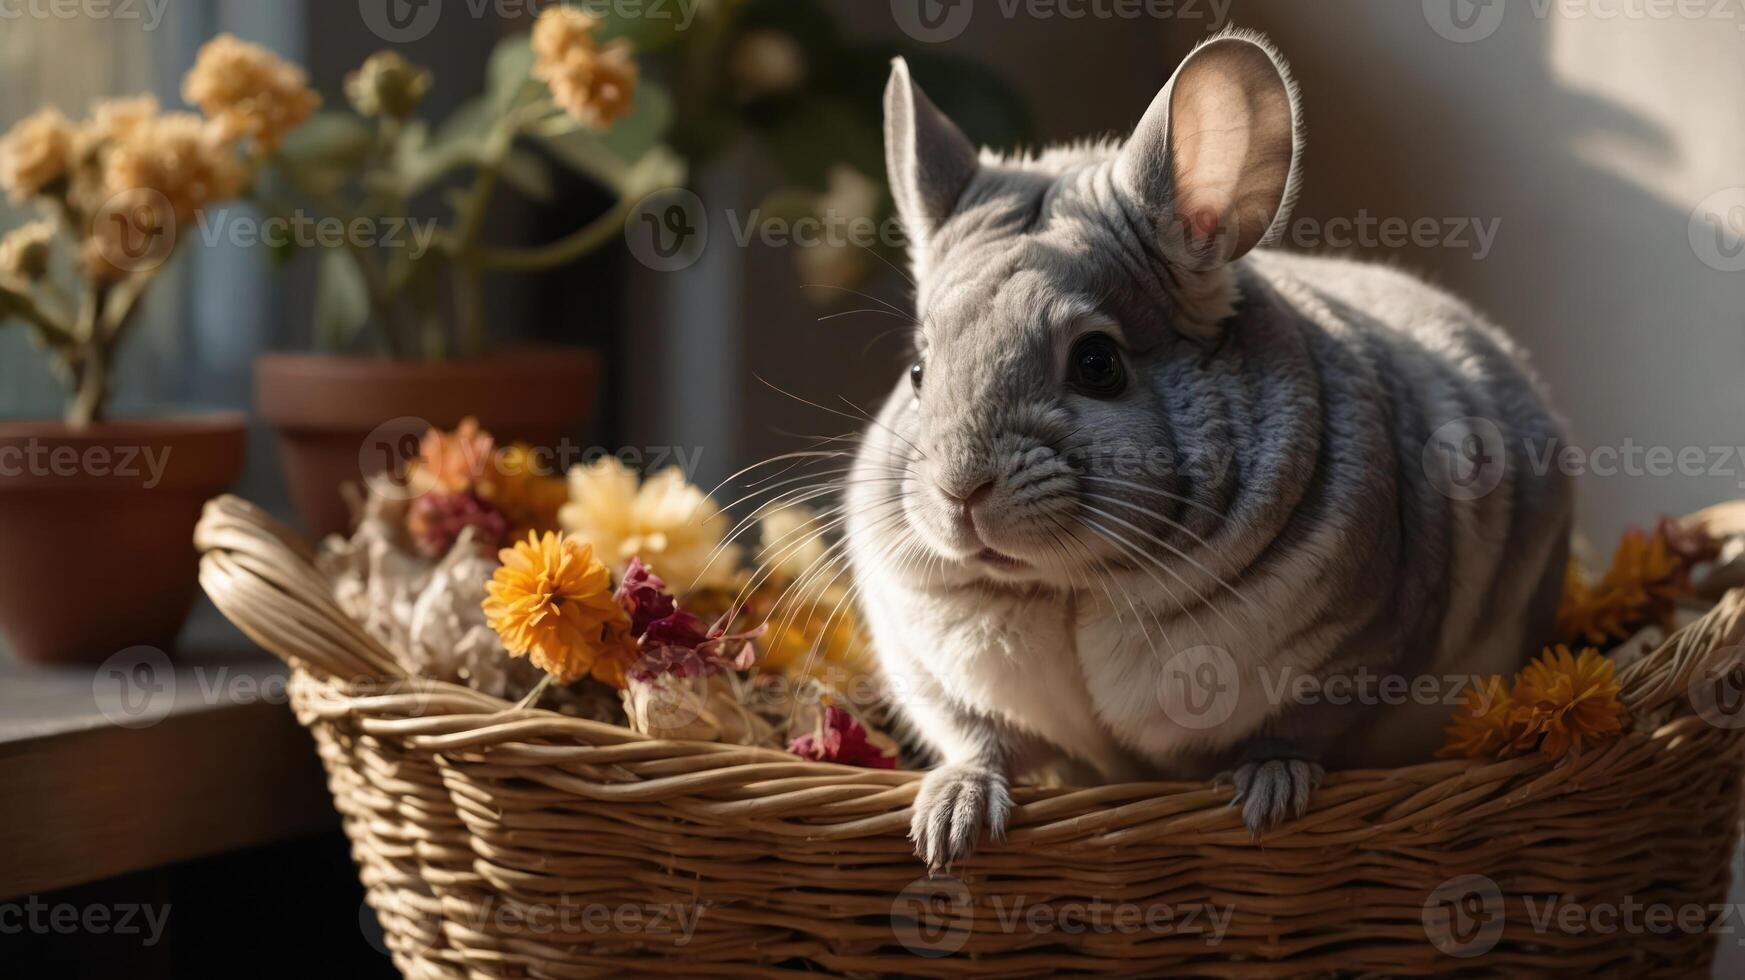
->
[532,78,673,189]
[498,150,555,201]
[487,36,538,113]
[277,111,374,173]
[314,247,370,350]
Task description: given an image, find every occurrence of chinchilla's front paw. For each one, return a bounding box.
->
[910,763,1012,873]
[1224,758,1323,835]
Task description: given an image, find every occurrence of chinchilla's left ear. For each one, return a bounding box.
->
[1116,30,1302,268]
[884,56,980,249]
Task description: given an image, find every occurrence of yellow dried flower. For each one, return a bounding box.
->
[1514,645,1625,760]
[0,108,76,202]
[345,50,432,120]
[1436,676,1531,760]
[84,96,161,145]
[560,456,738,591]
[483,531,632,685]
[0,220,56,283]
[479,442,569,539]
[182,34,319,152]
[728,30,807,101]
[80,112,242,281]
[531,7,638,128]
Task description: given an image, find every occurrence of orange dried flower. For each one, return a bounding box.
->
[483,531,633,686]
[412,418,493,494]
[1513,645,1625,760]
[531,6,638,128]
[1557,519,1713,647]
[1437,675,1532,760]
[182,34,319,152]
[478,442,569,539]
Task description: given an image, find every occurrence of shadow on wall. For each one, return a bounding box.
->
[723,1,1743,548]
[1236,0,1745,544]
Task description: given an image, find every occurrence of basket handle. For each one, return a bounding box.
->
[196,495,406,684]
[1618,586,1745,717]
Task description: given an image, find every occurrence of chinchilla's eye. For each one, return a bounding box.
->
[910,361,925,393]
[1068,332,1126,398]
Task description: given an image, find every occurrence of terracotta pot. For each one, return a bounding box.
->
[0,414,246,664]
[256,349,600,539]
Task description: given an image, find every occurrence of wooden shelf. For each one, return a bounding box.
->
[0,645,337,899]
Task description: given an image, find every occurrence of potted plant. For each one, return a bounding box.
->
[0,40,320,662]
[250,9,679,538]
[252,2,1031,538]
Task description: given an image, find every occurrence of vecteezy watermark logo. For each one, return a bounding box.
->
[1689,187,1745,272]
[891,0,975,43]
[891,876,974,956]
[358,416,436,502]
[1422,416,1508,501]
[1423,874,1506,957]
[1156,644,1241,730]
[625,187,708,272]
[0,897,172,946]
[91,187,176,276]
[0,0,171,29]
[93,646,176,729]
[359,0,443,42]
[1423,0,1507,42]
[1688,652,1745,730]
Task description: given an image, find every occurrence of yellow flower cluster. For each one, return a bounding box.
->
[181,34,320,152]
[560,456,738,590]
[1439,645,1626,762]
[483,531,633,685]
[531,6,639,128]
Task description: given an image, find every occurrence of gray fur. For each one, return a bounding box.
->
[852,32,1572,870]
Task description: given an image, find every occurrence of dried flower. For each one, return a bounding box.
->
[560,456,739,590]
[182,34,319,152]
[411,418,494,495]
[483,531,633,685]
[345,50,432,120]
[615,557,677,634]
[788,704,898,769]
[1557,519,1715,647]
[1514,645,1625,760]
[84,96,160,145]
[0,108,76,202]
[0,220,55,283]
[1436,676,1532,760]
[531,6,639,128]
[408,489,510,557]
[103,111,245,218]
[758,504,828,581]
[477,442,568,539]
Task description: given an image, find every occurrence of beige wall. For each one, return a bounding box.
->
[724,1,1743,548]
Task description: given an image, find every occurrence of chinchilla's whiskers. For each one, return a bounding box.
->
[848,238,917,291]
[1078,496,1252,615]
[798,282,910,317]
[1078,514,1211,648]
[736,489,907,623]
[816,308,910,322]
[758,374,927,462]
[689,482,847,595]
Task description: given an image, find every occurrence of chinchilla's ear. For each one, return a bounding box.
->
[884,57,979,247]
[1115,30,1301,268]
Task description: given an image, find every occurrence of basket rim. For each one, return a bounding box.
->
[198,493,1745,801]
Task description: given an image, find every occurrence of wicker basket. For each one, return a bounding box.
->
[196,494,1745,978]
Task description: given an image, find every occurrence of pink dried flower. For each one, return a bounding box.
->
[408,489,509,557]
[788,705,898,769]
[615,556,677,634]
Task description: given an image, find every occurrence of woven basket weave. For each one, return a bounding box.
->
[197,494,1745,978]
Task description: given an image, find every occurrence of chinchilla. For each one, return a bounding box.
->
[846,29,1572,871]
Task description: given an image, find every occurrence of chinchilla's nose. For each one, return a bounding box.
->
[938,478,995,531]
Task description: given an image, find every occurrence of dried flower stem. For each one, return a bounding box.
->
[514,673,554,710]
